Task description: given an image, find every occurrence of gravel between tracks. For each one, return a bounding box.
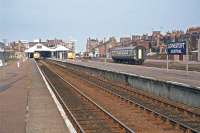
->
[42,60,188,133]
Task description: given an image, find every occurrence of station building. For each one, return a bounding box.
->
[25,43,70,59]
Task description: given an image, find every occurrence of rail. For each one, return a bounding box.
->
[40,61,135,133]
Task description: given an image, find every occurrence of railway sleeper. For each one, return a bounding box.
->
[73,112,105,118]
[71,108,100,112]
[83,128,121,133]
[77,118,108,123]
[81,124,121,131]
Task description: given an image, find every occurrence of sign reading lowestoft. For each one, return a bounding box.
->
[167,42,186,55]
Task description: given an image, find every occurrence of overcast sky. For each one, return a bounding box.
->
[0,0,200,52]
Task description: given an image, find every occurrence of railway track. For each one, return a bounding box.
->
[46,59,200,133]
[38,62,134,133]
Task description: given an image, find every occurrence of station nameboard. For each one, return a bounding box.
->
[167,42,186,55]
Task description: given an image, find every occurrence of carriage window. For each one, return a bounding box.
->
[128,50,131,55]
[133,50,136,56]
[138,49,142,59]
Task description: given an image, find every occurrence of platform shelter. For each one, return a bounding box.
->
[51,45,70,59]
[25,43,53,58]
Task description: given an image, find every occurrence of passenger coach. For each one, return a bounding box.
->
[111,46,146,65]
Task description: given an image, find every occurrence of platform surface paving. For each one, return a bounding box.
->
[0,59,69,133]
[60,59,200,89]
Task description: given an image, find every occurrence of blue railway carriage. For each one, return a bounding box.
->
[111,46,146,65]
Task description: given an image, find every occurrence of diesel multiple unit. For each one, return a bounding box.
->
[33,52,41,60]
[111,46,146,65]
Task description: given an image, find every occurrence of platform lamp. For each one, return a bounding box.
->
[185,33,191,73]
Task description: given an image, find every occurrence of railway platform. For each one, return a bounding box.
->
[49,58,200,108]
[58,59,200,88]
[0,59,69,133]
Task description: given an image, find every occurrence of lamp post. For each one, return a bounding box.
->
[185,33,190,74]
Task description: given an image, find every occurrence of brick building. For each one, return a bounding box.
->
[120,37,132,46]
[132,35,141,41]
[187,27,200,51]
[65,39,75,52]
[47,39,65,47]
[104,37,118,58]
[96,41,105,57]
[86,38,99,53]
[8,41,26,59]
[88,37,118,58]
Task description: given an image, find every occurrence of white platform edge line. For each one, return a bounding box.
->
[35,60,77,133]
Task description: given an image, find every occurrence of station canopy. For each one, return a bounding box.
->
[52,45,70,51]
[25,43,52,53]
[25,44,70,53]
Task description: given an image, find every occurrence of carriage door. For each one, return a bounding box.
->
[138,49,142,59]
